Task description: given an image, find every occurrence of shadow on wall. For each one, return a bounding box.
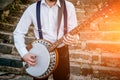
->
[0,0,14,10]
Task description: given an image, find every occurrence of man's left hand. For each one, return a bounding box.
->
[63,34,80,45]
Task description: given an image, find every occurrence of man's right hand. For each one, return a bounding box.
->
[23,53,36,66]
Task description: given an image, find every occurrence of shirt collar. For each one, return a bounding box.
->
[41,0,61,7]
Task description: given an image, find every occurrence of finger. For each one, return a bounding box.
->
[63,36,74,45]
[29,57,36,63]
[63,37,74,43]
[28,54,36,63]
[30,54,36,59]
[27,60,36,66]
[31,55,36,60]
[30,54,36,58]
[73,34,80,41]
[65,34,74,41]
[64,34,74,42]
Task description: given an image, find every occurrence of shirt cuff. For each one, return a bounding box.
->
[19,48,29,57]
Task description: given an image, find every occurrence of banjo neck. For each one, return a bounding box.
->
[48,1,118,52]
[48,38,63,52]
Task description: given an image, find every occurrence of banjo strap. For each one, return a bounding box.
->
[36,0,67,39]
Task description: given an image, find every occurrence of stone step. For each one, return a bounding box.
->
[70,40,120,53]
[9,10,24,18]
[0,55,24,75]
[0,72,16,80]
[0,16,20,25]
[0,43,14,54]
[0,65,24,75]
[19,4,29,11]
[0,31,35,44]
[0,22,15,32]
[70,63,120,79]
[0,58,22,68]
[70,49,120,68]
[8,75,33,80]
[20,0,36,5]
[79,31,120,41]
[8,3,29,17]
[0,43,19,56]
[0,31,13,44]
[0,73,120,80]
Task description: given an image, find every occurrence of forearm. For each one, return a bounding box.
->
[13,32,29,57]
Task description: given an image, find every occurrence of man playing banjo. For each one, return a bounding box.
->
[13,0,78,80]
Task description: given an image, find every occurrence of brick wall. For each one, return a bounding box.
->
[0,0,120,80]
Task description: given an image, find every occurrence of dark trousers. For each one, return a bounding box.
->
[34,46,70,80]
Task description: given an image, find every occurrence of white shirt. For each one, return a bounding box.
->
[13,0,77,57]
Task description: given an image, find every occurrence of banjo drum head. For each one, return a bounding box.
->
[26,41,50,77]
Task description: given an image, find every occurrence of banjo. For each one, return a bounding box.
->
[23,1,118,79]
[24,39,59,79]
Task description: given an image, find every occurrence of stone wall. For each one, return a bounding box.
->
[0,0,120,80]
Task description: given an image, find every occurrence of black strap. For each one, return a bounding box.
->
[36,0,43,39]
[36,0,67,39]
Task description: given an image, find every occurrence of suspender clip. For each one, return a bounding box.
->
[38,29,42,32]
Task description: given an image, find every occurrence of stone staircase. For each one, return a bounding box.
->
[0,0,120,80]
[0,0,35,79]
